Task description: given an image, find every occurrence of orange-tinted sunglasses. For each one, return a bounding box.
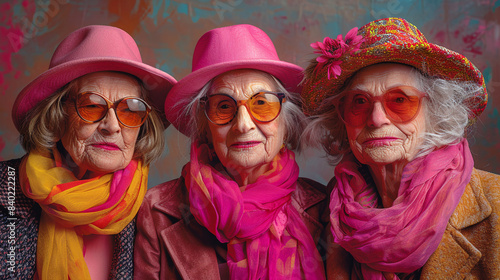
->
[75,92,151,128]
[202,91,286,125]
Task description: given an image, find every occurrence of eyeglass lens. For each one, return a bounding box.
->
[205,92,284,125]
[338,86,424,127]
[76,92,150,127]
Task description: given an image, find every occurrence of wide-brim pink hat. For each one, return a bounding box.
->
[12,25,177,131]
[164,24,304,135]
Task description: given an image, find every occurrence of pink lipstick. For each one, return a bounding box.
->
[231,141,260,149]
[92,142,120,151]
[363,137,398,146]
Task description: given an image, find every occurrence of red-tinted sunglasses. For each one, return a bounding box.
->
[337,86,426,127]
[75,92,151,128]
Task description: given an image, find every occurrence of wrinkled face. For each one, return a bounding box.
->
[206,69,286,174]
[343,63,427,167]
[61,72,142,175]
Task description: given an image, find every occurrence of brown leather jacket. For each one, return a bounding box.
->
[134,177,328,279]
[325,169,500,280]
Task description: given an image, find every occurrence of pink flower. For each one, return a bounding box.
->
[310,36,347,59]
[344,27,363,47]
[310,27,364,79]
[344,27,364,53]
[325,60,342,80]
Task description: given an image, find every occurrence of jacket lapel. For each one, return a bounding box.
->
[421,169,492,279]
[154,192,220,280]
[160,220,220,280]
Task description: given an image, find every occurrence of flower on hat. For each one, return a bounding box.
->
[310,27,364,79]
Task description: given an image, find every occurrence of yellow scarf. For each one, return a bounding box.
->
[20,149,148,280]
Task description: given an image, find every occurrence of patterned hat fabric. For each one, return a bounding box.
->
[302,17,487,125]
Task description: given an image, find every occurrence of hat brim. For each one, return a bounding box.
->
[165,60,304,136]
[304,42,487,121]
[12,57,176,131]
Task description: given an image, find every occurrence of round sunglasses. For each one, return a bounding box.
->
[74,92,151,128]
[202,91,286,125]
[337,86,427,127]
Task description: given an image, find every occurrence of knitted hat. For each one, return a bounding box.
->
[302,17,487,125]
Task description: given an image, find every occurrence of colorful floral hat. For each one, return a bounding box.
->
[302,17,487,124]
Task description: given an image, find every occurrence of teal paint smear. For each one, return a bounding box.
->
[479,108,500,148]
[148,0,171,25]
[321,20,342,38]
[157,61,178,77]
[494,0,500,11]
[469,18,480,26]
[190,7,212,23]
[179,0,212,23]
[14,143,24,155]
[483,66,492,85]
[211,1,284,23]
[365,0,450,28]
[12,2,26,19]
[177,2,188,15]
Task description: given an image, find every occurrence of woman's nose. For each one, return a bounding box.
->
[366,102,391,127]
[98,108,121,135]
[232,105,255,133]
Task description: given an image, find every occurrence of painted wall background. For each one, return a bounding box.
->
[1,0,499,188]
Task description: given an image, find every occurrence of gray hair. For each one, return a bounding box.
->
[180,71,307,151]
[19,72,165,165]
[302,65,482,165]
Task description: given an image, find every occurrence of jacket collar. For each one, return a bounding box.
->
[422,168,492,279]
[448,168,492,229]
[292,178,327,211]
[160,219,220,280]
[152,180,220,280]
[153,186,185,220]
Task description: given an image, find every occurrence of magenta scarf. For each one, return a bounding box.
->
[330,139,474,279]
[183,141,325,280]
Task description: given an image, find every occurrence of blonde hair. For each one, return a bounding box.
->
[19,72,165,165]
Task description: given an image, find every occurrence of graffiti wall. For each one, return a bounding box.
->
[1,0,499,187]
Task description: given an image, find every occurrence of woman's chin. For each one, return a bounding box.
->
[356,149,408,167]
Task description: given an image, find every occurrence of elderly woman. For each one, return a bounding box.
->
[0,25,176,279]
[134,24,327,279]
[302,18,500,279]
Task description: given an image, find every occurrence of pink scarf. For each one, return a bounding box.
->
[330,139,474,279]
[183,141,325,280]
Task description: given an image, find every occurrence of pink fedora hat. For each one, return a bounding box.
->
[12,25,177,131]
[164,24,304,135]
